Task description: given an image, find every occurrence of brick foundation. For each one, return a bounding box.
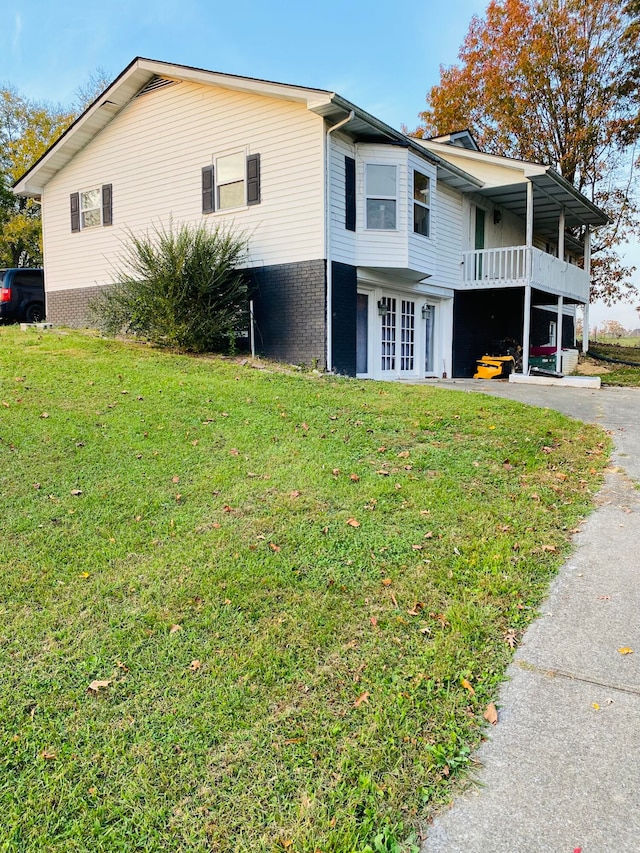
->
[247,260,327,369]
[46,285,111,327]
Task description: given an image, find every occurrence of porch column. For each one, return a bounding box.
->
[522,285,531,374]
[582,226,591,353]
[555,295,563,373]
[525,181,534,279]
[558,208,565,261]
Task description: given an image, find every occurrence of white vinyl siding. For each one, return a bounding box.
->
[329,132,357,265]
[435,183,463,288]
[42,81,325,293]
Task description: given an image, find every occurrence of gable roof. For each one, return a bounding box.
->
[13,57,483,197]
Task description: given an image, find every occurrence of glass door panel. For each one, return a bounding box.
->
[400,300,415,373]
[380,297,396,372]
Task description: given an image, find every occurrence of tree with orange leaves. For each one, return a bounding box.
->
[417,0,639,305]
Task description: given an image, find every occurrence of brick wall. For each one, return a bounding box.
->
[248,260,327,369]
[46,285,111,327]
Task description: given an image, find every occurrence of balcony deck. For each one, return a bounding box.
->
[460,246,589,303]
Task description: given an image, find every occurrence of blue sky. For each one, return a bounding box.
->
[2,0,638,326]
[2,0,486,132]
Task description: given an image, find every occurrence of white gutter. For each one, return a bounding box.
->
[325,111,354,372]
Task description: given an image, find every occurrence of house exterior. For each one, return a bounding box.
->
[13,58,608,378]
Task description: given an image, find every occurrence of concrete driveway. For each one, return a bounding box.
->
[421,380,640,853]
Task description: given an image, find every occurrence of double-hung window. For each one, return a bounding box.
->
[202,151,261,214]
[365,164,397,230]
[413,171,430,237]
[70,184,113,232]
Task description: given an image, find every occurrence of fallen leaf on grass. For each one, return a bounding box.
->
[40,412,49,419]
[189,660,202,671]
[172,476,180,483]
[88,679,112,693]
[346,518,361,528]
[70,489,82,496]
[461,678,475,695]
[349,473,360,482]
[41,749,57,760]
[79,571,90,579]
[370,616,378,628]
[169,624,182,634]
[483,702,498,725]
[503,628,518,649]
[269,542,281,552]
[618,647,633,655]
[541,544,557,552]
[381,577,392,586]
[397,450,410,458]
[354,691,370,707]
[229,448,239,456]
[289,490,301,498]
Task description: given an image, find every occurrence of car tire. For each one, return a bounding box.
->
[25,303,45,323]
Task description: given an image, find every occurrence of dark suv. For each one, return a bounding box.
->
[0,268,45,323]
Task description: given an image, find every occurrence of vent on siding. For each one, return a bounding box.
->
[136,76,176,97]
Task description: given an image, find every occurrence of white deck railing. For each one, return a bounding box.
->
[461,245,589,302]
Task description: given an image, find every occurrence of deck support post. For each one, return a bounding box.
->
[523,285,531,375]
[582,226,591,354]
[556,295,563,373]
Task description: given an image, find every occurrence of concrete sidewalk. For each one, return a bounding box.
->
[421,382,640,853]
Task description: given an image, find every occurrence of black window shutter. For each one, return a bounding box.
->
[102,184,113,226]
[202,165,215,213]
[345,156,356,231]
[70,192,80,232]
[246,153,261,205]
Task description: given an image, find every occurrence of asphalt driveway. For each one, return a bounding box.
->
[421,380,640,853]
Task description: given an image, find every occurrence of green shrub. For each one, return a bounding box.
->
[93,220,249,352]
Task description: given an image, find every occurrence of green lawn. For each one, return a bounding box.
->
[0,328,609,852]
[585,341,640,386]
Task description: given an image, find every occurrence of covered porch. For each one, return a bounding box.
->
[452,286,581,379]
[458,166,608,375]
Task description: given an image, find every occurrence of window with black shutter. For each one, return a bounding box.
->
[102,184,113,226]
[201,152,261,212]
[247,154,261,206]
[70,185,113,231]
[70,192,80,232]
[202,165,215,213]
[345,156,356,231]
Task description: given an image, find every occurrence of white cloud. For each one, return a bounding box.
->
[12,12,22,54]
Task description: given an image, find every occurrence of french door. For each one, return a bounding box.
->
[380,297,417,378]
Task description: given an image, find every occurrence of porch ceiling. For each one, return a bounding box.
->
[475,171,609,241]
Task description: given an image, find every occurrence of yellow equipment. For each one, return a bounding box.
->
[474,355,515,379]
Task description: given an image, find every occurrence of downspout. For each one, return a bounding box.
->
[325,110,354,372]
[582,225,591,354]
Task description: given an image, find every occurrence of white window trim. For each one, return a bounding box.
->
[214,147,248,213]
[365,163,398,231]
[413,170,431,239]
[80,187,102,229]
